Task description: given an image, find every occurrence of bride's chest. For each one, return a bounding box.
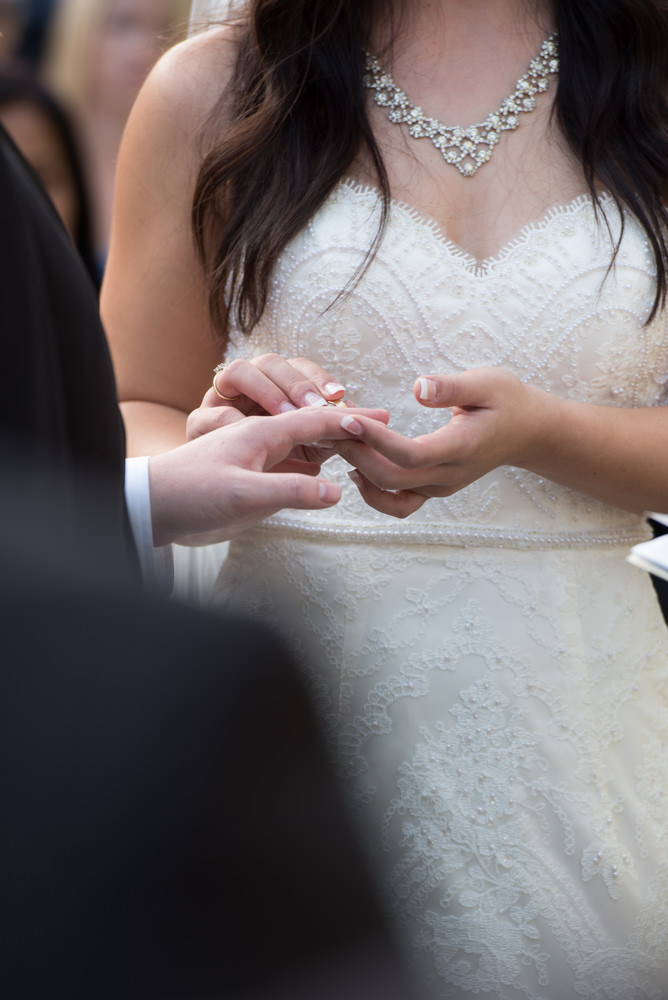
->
[229,183,668,426]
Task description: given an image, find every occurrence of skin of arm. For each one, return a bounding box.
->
[333,367,668,518]
[101,31,228,456]
[102,29,352,456]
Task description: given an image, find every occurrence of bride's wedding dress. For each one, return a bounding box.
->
[210,179,668,998]
[188,0,237,29]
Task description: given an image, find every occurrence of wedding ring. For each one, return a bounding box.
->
[326,399,348,407]
[212,363,241,401]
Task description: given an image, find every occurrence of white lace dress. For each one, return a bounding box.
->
[211,182,668,999]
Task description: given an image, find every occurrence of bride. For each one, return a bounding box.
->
[101,0,668,995]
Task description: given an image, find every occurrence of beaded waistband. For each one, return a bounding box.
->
[257,516,650,550]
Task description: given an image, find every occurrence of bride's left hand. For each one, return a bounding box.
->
[187,353,349,437]
[186,357,388,473]
[335,367,543,517]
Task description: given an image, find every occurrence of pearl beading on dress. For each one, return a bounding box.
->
[224,183,668,557]
[258,516,650,549]
[364,35,559,176]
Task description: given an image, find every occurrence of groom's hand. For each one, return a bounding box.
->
[149,405,389,546]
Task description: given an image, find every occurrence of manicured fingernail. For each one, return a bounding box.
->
[279,401,297,412]
[305,391,327,407]
[348,470,363,487]
[418,377,437,401]
[318,480,339,502]
[325,382,346,397]
[341,415,363,435]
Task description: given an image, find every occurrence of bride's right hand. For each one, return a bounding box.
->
[186,353,349,440]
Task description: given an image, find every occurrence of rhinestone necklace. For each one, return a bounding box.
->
[364,34,558,177]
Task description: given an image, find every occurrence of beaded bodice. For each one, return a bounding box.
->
[226,181,668,547]
[217,181,668,998]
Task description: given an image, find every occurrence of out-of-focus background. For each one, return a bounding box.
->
[0,0,191,286]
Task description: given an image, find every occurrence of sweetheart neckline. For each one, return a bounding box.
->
[337,178,615,275]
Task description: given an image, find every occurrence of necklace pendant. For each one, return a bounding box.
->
[364,34,559,177]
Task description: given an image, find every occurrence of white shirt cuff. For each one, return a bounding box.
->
[124,456,174,595]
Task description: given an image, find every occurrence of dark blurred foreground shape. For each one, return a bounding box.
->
[0,478,411,999]
[0,120,412,999]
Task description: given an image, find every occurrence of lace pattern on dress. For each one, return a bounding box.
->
[214,182,668,998]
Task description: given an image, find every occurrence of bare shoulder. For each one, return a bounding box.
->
[126,25,241,157]
[151,26,239,121]
[112,23,242,211]
[102,27,242,419]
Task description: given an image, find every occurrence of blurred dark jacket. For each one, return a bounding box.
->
[0,123,411,999]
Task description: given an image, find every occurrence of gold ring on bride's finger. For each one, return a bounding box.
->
[212,363,241,402]
[326,399,348,407]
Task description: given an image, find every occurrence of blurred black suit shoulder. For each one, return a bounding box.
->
[0,483,410,999]
[0,122,132,573]
[0,121,410,999]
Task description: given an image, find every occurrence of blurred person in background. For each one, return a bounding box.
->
[16,0,60,70]
[0,70,99,287]
[0,0,28,68]
[42,0,189,277]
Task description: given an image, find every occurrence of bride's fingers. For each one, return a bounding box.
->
[186,402,246,440]
[199,381,260,417]
[250,352,350,409]
[336,413,462,472]
[413,368,502,409]
[347,470,427,518]
[210,357,301,414]
[335,446,412,490]
[285,356,347,401]
[210,355,349,414]
[334,421,477,494]
[335,436,443,491]
[200,387,267,419]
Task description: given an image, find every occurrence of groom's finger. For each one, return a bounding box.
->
[253,407,390,465]
[241,470,342,516]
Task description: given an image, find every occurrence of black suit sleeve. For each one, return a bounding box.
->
[0,123,134,576]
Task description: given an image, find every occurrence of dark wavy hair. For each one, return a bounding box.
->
[192,0,668,339]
